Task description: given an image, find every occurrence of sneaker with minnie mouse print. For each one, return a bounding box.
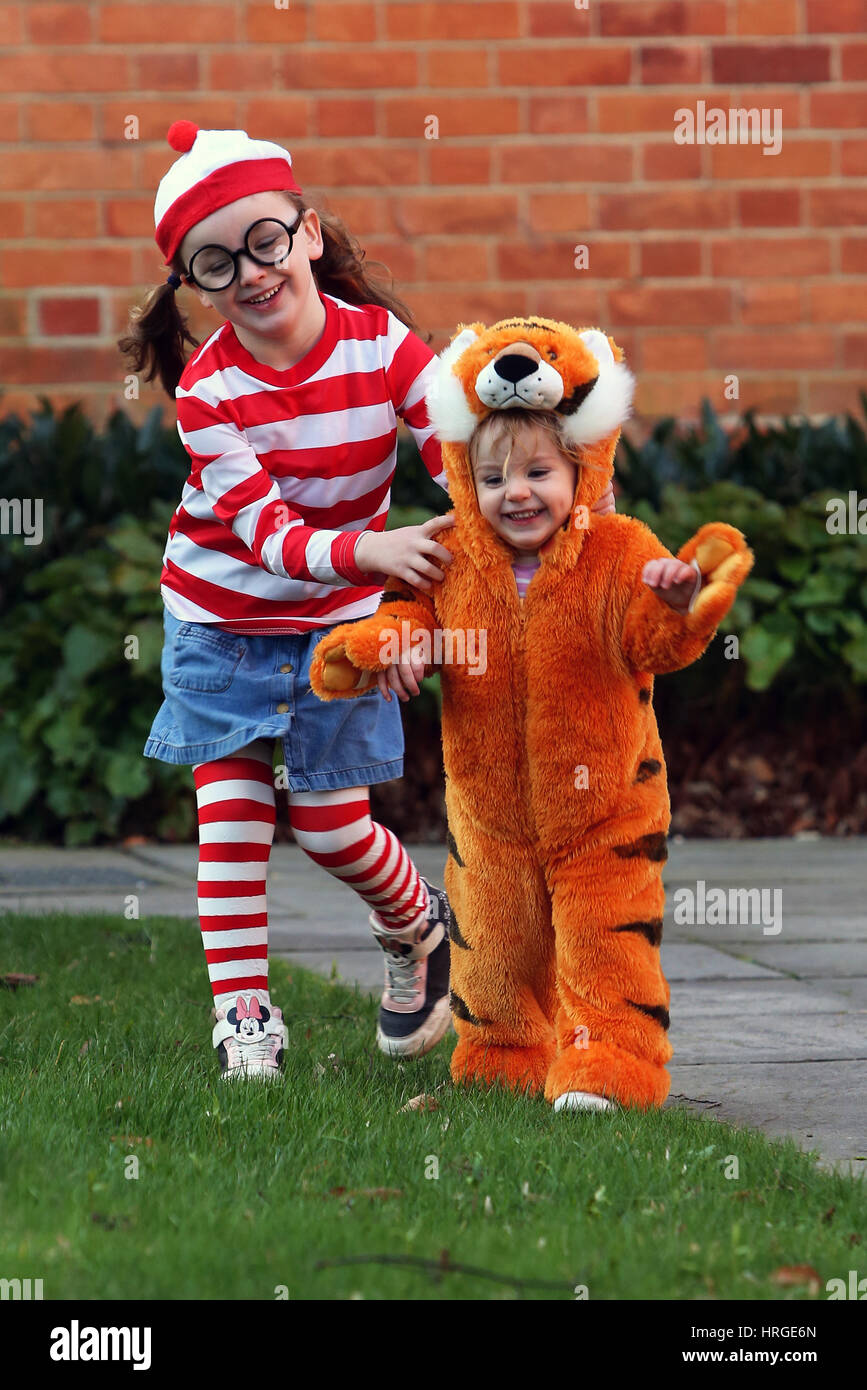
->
[212,994,288,1081]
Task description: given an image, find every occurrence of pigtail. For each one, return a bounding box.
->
[118,187,427,400]
[117,266,201,400]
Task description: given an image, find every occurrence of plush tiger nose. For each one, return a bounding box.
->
[494,352,541,384]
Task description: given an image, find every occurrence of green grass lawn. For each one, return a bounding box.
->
[0,912,863,1301]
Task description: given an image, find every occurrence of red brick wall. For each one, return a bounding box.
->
[2,0,866,429]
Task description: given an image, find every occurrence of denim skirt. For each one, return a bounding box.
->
[143,608,404,790]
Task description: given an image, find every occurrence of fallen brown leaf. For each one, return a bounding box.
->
[69,995,101,1005]
[401,1092,440,1112]
[770,1264,821,1293]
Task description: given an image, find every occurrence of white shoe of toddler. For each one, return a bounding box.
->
[553,1090,616,1113]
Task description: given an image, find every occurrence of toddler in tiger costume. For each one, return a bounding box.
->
[309,317,753,1111]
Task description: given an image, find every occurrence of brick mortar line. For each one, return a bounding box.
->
[6,143,863,152]
[6,89,866,102]
[4,199,851,209]
[6,134,867,147]
[8,41,858,51]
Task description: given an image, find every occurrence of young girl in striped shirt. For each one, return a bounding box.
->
[120,122,613,1081]
[118,121,464,1080]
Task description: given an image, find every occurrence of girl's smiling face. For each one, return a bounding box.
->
[178,191,323,343]
[471,418,578,557]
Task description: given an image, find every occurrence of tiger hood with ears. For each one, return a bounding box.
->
[310,316,754,1112]
[425,317,635,569]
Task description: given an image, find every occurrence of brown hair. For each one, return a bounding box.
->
[468,409,583,482]
[466,409,609,532]
[117,190,427,399]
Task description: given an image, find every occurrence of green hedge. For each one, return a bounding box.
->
[0,395,864,843]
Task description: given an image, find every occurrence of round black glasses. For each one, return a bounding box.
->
[186,213,305,291]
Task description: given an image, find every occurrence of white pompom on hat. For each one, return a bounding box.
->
[154,120,303,267]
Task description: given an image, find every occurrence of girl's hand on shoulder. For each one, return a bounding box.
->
[356,513,455,591]
[642,557,697,613]
[376,654,427,703]
[592,481,616,516]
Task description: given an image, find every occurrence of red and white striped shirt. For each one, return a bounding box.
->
[161,291,449,633]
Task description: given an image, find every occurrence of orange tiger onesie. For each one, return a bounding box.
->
[309,318,753,1110]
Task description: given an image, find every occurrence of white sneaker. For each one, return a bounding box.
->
[554,1090,616,1112]
[212,995,288,1081]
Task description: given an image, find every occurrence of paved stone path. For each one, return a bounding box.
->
[1,837,864,1172]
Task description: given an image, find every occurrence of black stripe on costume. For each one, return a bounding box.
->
[612,918,663,947]
[447,911,472,950]
[639,688,651,704]
[635,759,662,783]
[612,832,668,863]
[446,828,465,867]
[496,318,556,333]
[450,989,484,1026]
[626,999,670,1031]
[381,590,415,604]
[557,376,599,416]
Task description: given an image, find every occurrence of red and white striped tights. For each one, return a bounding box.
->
[192,740,428,1009]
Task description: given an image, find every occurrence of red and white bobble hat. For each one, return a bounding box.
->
[154,120,303,267]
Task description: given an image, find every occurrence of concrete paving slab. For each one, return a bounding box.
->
[816,976,867,1008]
[664,871,865,901]
[672,976,865,1017]
[0,892,197,918]
[714,942,867,980]
[667,1060,867,1172]
[667,836,867,879]
[664,908,866,945]
[664,910,867,946]
[0,846,183,887]
[661,870,866,944]
[670,1007,865,1065]
[659,943,782,981]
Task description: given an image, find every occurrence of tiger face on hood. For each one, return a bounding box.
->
[424,317,635,558]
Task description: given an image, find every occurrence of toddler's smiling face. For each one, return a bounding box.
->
[470,417,578,558]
